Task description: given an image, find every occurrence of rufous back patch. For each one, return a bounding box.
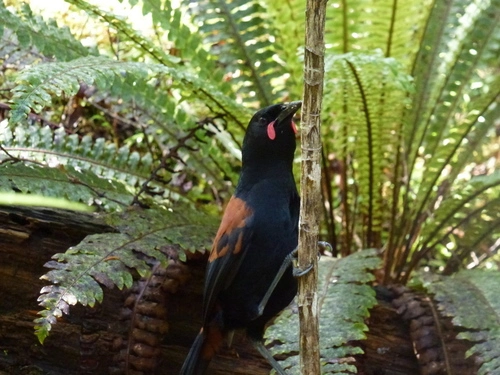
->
[208,196,253,262]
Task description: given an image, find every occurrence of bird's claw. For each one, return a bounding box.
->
[290,241,331,277]
[318,241,332,254]
[293,263,313,277]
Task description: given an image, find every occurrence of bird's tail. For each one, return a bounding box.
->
[179,326,223,375]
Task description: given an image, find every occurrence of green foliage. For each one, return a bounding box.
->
[1,0,499,368]
[0,2,92,61]
[35,206,217,343]
[324,51,413,249]
[9,56,149,124]
[266,249,381,374]
[63,0,249,127]
[1,121,153,187]
[0,162,132,210]
[423,270,500,375]
[191,0,283,105]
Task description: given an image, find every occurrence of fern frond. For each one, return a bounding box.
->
[325,0,432,67]
[0,163,132,210]
[190,0,284,105]
[65,0,248,127]
[406,0,499,171]
[34,206,217,343]
[265,0,304,99]
[413,1,499,187]
[8,55,249,129]
[417,171,500,257]
[9,57,145,124]
[324,52,413,248]
[117,0,229,85]
[0,2,91,61]
[266,249,381,374]
[1,123,154,187]
[107,74,240,188]
[423,270,500,375]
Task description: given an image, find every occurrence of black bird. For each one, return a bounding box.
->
[180,101,303,375]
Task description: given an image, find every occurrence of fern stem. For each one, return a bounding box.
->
[321,145,337,255]
[385,0,398,57]
[346,60,374,248]
[216,0,272,106]
[341,0,349,53]
[383,120,405,284]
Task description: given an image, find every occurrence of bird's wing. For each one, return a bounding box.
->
[202,196,254,323]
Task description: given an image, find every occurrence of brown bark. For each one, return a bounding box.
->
[0,206,474,375]
[299,0,327,374]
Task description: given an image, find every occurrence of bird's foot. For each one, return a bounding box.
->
[291,241,331,277]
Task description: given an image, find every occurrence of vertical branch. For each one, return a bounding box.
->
[298,1,327,374]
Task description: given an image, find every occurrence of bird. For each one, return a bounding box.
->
[180,101,304,375]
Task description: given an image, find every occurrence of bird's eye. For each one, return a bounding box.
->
[258,117,267,125]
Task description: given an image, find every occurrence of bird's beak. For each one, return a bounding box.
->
[275,101,302,125]
[267,101,302,140]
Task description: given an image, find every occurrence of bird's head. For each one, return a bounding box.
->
[242,101,301,165]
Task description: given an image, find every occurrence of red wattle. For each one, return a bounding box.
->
[291,121,297,134]
[267,121,276,140]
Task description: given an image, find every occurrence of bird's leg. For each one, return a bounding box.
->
[257,242,331,316]
[252,339,288,375]
[257,248,299,316]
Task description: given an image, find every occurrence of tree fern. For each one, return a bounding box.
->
[35,206,217,343]
[323,52,413,249]
[266,249,381,374]
[423,270,500,375]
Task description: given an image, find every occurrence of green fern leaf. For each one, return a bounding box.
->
[324,52,413,247]
[0,162,132,210]
[0,122,156,191]
[190,0,284,105]
[418,171,500,244]
[8,57,148,124]
[0,2,92,61]
[264,0,304,99]
[410,0,500,214]
[266,249,381,374]
[65,0,248,127]
[423,270,500,375]
[35,206,217,343]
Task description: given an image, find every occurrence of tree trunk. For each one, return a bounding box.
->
[0,206,475,375]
